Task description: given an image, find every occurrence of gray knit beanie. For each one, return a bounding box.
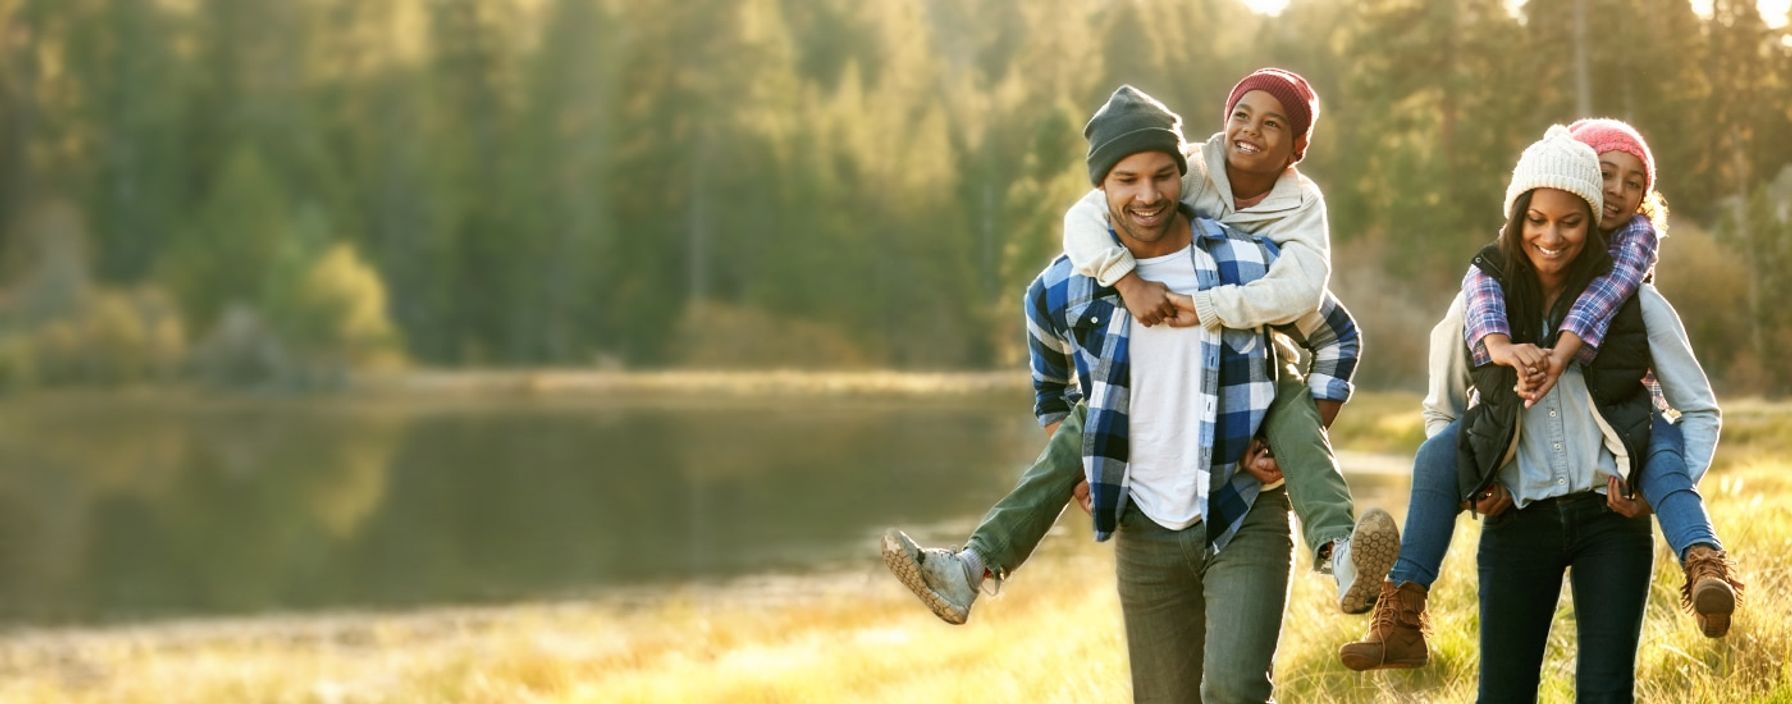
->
[1084,85,1188,186]
[1503,125,1603,219]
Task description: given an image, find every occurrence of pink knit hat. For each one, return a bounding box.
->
[1568,118,1655,193]
[1224,68,1320,163]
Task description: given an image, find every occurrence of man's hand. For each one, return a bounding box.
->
[1463,482,1513,518]
[1072,479,1092,515]
[1605,476,1653,518]
[1163,293,1202,328]
[1114,272,1176,327]
[1239,437,1284,485]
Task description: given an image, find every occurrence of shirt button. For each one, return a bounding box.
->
[1556,477,1566,485]
[1554,442,1563,451]
[1549,409,1558,417]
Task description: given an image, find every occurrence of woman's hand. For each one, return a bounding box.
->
[1605,476,1653,518]
[1465,482,1513,518]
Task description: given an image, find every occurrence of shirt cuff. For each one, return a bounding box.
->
[1193,288,1224,332]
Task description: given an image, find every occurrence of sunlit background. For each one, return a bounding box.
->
[1,0,1790,701]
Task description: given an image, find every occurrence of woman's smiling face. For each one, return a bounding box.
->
[1522,187,1592,284]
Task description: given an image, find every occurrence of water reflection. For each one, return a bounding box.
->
[0,393,1416,627]
[0,393,1045,626]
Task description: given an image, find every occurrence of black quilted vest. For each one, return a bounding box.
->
[1455,243,1654,506]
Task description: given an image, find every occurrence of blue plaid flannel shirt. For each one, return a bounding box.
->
[1025,218,1360,550]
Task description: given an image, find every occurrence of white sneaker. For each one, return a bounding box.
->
[881,529,978,624]
[1336,508,1400,614]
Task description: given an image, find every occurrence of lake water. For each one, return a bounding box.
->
[0,391,1413,627]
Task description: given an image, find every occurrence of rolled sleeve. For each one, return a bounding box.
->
[1026,275,1077,427]
[1277,291,1359,404]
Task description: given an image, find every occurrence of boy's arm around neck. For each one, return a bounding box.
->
[1189,180,1330,331]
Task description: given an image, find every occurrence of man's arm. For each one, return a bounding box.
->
[1025,272,1078,428]
[1273,289,1359,407]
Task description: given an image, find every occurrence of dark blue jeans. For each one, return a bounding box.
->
[1476,492,1653,704]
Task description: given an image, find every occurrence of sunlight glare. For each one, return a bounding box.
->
[1241,0,1290,17]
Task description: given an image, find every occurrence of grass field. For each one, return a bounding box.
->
[2,392,1788,703]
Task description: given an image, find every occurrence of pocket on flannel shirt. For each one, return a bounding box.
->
[1220,328,1260,355]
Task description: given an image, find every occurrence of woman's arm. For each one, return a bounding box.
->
[1639,285,1721,483]
[1423,294,1473,438]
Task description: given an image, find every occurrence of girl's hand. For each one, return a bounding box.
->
[1519,348,1571,408]
[1488,338,1549,390]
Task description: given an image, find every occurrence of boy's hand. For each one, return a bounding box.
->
[1114,272,1176,327]
[1163,293,1202,328]
[1239,437,1284,485]
[1072,480,1092,515]
[1605,476,1652,518]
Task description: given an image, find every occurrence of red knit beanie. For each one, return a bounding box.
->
[1223,68,1320,162]
[1567,118,1655,193]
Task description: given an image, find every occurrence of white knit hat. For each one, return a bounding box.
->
[1502,124,1603,219]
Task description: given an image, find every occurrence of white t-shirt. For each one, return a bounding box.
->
[1126,245,1207,530]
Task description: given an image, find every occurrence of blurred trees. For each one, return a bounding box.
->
[0,0,1790,391]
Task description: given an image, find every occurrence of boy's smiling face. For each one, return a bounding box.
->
[1224,90,1297,179]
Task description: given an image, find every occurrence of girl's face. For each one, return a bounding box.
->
[1224,90,1296,177]
[1597,150,1648,232]
[1522,188,1592,284]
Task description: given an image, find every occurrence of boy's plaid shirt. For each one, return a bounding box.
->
[1464,214,1661,365]
[1025,218,1359,550]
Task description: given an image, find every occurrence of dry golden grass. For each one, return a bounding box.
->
[2,394,1788,703]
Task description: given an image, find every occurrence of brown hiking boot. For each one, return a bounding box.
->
[1681,545,1743,638]
[1338,580,1429,671]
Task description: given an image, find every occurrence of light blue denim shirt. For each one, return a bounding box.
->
[1423,285,1722,505]
[1504,363,1621,506]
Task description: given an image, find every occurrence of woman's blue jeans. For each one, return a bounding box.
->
[1386,413,1715,589]
[1476,492,1653,703]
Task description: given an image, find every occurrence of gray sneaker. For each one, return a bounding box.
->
[881,529,977,624]
[1335,508,1400,614]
